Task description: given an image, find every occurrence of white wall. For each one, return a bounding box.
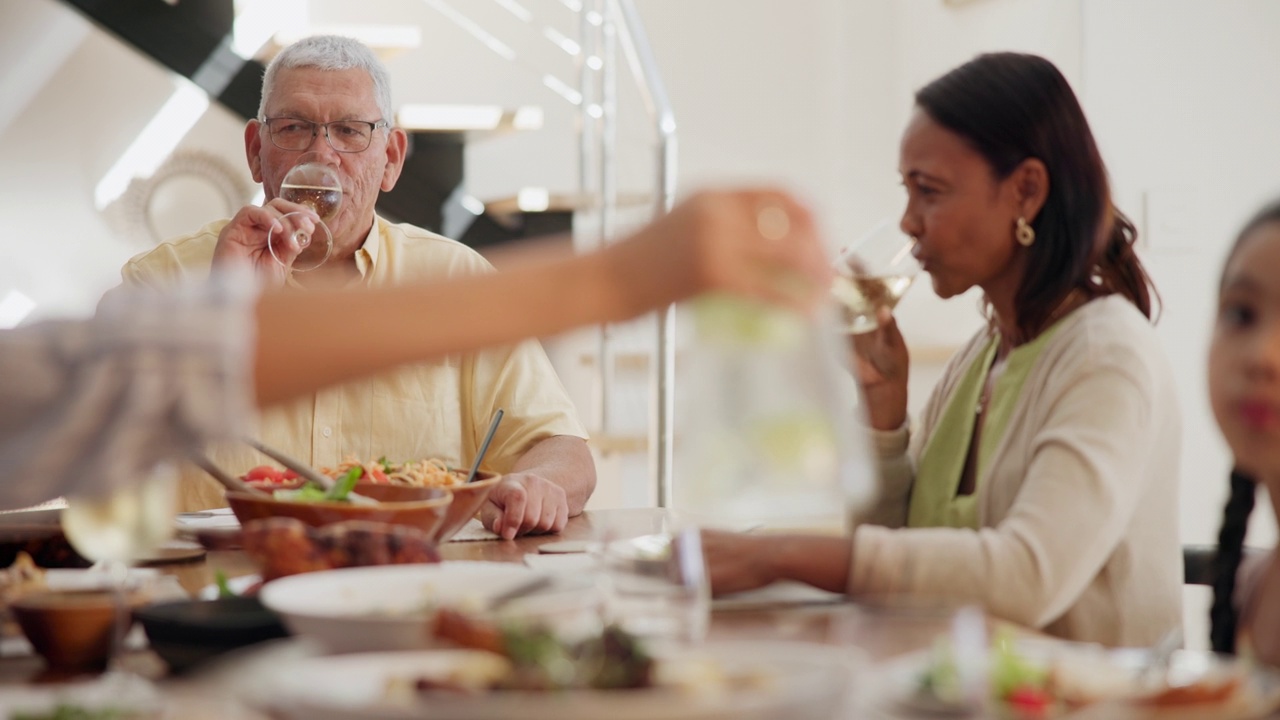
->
[0,0,252,321]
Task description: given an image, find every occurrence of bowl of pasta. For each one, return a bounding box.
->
[225,482,452,539]
[355,461,499,540]
[241,458,500,544]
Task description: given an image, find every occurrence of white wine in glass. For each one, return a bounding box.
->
[61,464,176,681]
[832,220,921,334]
[61,470,176,567]
[831,274,916,335]
[268,153,342,272]
[279,182,342,223]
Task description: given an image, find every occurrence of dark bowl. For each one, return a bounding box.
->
[133,596,289,674]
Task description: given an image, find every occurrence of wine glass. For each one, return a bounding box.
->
[831,220,921,334]
[593,516,709,649]
[61,463,176,686]
[267,153,341,272]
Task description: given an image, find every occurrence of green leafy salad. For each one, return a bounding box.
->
[917,630,1053,715]
[271,466,362,503]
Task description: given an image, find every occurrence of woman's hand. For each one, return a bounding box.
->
[608,189,834,316]
[700,529,782,596]
[701,529,854,596]
[850,306,910,430]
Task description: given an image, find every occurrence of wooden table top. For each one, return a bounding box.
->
[0,508,958,718]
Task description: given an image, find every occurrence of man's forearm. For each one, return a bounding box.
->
[510,435,596,514]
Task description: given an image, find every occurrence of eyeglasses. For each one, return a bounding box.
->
[260,117,389,153]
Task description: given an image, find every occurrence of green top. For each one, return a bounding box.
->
[907,321,1068,529]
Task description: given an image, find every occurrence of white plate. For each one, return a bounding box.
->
[258,562,599,653]
[44,567,160,591]
[872,640,1280,719]
[254,641,854,720]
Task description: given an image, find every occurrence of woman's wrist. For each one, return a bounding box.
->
[863,387,908,430]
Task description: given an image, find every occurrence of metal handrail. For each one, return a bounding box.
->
[607,0,678,507]
[427,0,678,506]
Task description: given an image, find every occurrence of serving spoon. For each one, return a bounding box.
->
[465,408,504,484]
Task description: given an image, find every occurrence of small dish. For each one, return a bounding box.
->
[11,589,144,672]
[133,596,289,674]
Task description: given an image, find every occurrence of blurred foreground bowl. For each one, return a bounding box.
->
[11,590,141,672]
[133,596,289,674]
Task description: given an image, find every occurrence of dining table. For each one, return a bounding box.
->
[0,508,976,719]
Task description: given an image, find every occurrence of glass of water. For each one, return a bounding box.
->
[594,519,709,647]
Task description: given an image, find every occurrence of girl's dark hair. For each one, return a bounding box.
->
[914,52,1158,339]
[1209,199,1280,653]
[1211,470,1257,653]
[1219,198,1280,286]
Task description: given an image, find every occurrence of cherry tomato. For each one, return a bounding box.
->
[242,465,286,483]
[1006,686,1052,716]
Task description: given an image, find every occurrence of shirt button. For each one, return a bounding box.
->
[322,426,333,438]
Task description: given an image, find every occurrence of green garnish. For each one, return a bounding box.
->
[273,482,329,502]
[215,570,236,599]
[378,456,394,472]
[326,466,363,501]
[270,466,363,503]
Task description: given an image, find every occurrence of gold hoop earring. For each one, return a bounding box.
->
[1015,216,1036,247]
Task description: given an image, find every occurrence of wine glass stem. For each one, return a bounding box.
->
[292,229,311,249]
[106,559,129,673]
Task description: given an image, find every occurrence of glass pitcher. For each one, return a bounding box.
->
[673,295,878,534]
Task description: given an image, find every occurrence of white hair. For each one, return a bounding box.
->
[258,35,394,124]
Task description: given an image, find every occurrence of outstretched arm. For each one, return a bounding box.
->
[251,189,831,406]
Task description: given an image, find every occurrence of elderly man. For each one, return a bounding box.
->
[121,35,594,539]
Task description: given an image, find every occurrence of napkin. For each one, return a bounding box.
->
[448,517,501,542]
[523,552,596,574]
[711,581,845,610]
[175,507,240,532]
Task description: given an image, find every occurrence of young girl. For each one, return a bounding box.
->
[1207,200,1280,664]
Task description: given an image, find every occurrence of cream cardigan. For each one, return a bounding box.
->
[850,296,1183,647]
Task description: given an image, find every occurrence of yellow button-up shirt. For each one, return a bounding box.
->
[121,216,588,511]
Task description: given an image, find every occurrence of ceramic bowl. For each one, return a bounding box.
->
[352,470,501,542]
[133,596,289,673]
[245,470,499,543]
[11,590,142,672]
[225,486,452,538]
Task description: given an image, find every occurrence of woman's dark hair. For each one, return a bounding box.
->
[1209,199,1280,653]
[915,52,1158,339]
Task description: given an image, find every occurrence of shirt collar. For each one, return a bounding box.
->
[354,215,382,278]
